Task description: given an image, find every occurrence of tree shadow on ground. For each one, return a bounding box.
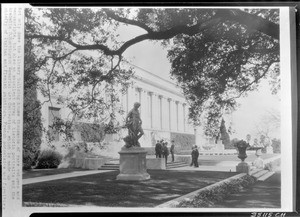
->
[23,170,237,207]
[213,172,281,208]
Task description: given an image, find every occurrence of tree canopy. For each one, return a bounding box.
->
[25,7,280,138]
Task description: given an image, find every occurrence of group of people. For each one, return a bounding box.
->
[155,139,175,164]
[155,140,199,167]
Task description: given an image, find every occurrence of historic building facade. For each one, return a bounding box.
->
[38,62,204,151]
[121,64,196,149]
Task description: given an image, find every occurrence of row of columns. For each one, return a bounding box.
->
[121,86,192,133]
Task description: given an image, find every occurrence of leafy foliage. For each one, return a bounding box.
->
[74,122,106,143]
[35,149,63,169]
[167,12,279,135]
[23,37,44,170]
[25,8,280,138]
[220,119,231,146]
[177,174,256,208]
[170,132,195,151]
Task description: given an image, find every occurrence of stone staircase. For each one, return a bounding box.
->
[166,161,189,169]
[99,159,119,170]
[98,160,189,170]
[249,168,275,181]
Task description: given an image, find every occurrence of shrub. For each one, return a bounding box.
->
[74,122,105,143]
[23,39,43,170]
[35,149,63,169]
[226,138,239,150]
[170,133,195,151]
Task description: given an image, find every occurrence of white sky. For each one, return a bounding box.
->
[118,24,281,141]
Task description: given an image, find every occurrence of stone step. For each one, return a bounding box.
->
[257,171,275,181]
[166,162,189,169]
[249,168,261,176]
[104,163,120,166]
[252,170,269,179]
[99,164,119,170]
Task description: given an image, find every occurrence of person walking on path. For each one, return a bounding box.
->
[162,142,169,166]
[155,140,162,158]
[170,140,175,162]
[190,145,199,167]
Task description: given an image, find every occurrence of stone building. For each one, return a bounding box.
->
[38,62,204,152]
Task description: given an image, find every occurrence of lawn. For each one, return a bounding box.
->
[197,153,279,161]
[23,168,89,179]
[23,170,237,207]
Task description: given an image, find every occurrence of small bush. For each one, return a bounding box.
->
[272,139,281,153]
[35,149,63,169]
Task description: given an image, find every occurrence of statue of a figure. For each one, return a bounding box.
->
[123,102,144,148]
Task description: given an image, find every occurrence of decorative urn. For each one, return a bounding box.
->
[235,140,250,162]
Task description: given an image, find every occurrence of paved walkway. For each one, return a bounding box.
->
[213,170,281,208]
[23,170,114,185]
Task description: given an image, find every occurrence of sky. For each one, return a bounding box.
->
[117,24,281,141]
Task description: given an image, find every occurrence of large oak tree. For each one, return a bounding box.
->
[25,7,280,138]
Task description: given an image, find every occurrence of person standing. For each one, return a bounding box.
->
[155,140,162,158]
[170,140,175,162]
[190,145,199,167]
[194,145,199,167]
[162,142,169,166]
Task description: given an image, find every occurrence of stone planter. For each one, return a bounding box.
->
[237,146,248,162]
[235,141,250,174]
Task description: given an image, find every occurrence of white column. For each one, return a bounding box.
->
[168,98,171,130]
[175,101,179,132]
[162,97,169,130]
[183,103,186,132]
[158,95,163,130]
[170,100,176,131]
[152,94,159,129]
[148,92,153,129]
[138,88,147,127]
[135,87,141,103]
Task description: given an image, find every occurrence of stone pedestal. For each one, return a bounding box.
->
[236,162,250,174]
[117,147,150,181]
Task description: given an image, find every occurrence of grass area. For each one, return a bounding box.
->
[23,168,89,179]
[213,171,281,208]
[196,153,278,161]
[23,170,237,207]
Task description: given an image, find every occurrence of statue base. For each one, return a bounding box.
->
[236,161,250,174]
[117,146,150,181]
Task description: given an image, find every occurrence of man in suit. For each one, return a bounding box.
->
[170,140,175,162]
[155,140,162,158]
[190,145,199,167]
[162,142,169,166]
